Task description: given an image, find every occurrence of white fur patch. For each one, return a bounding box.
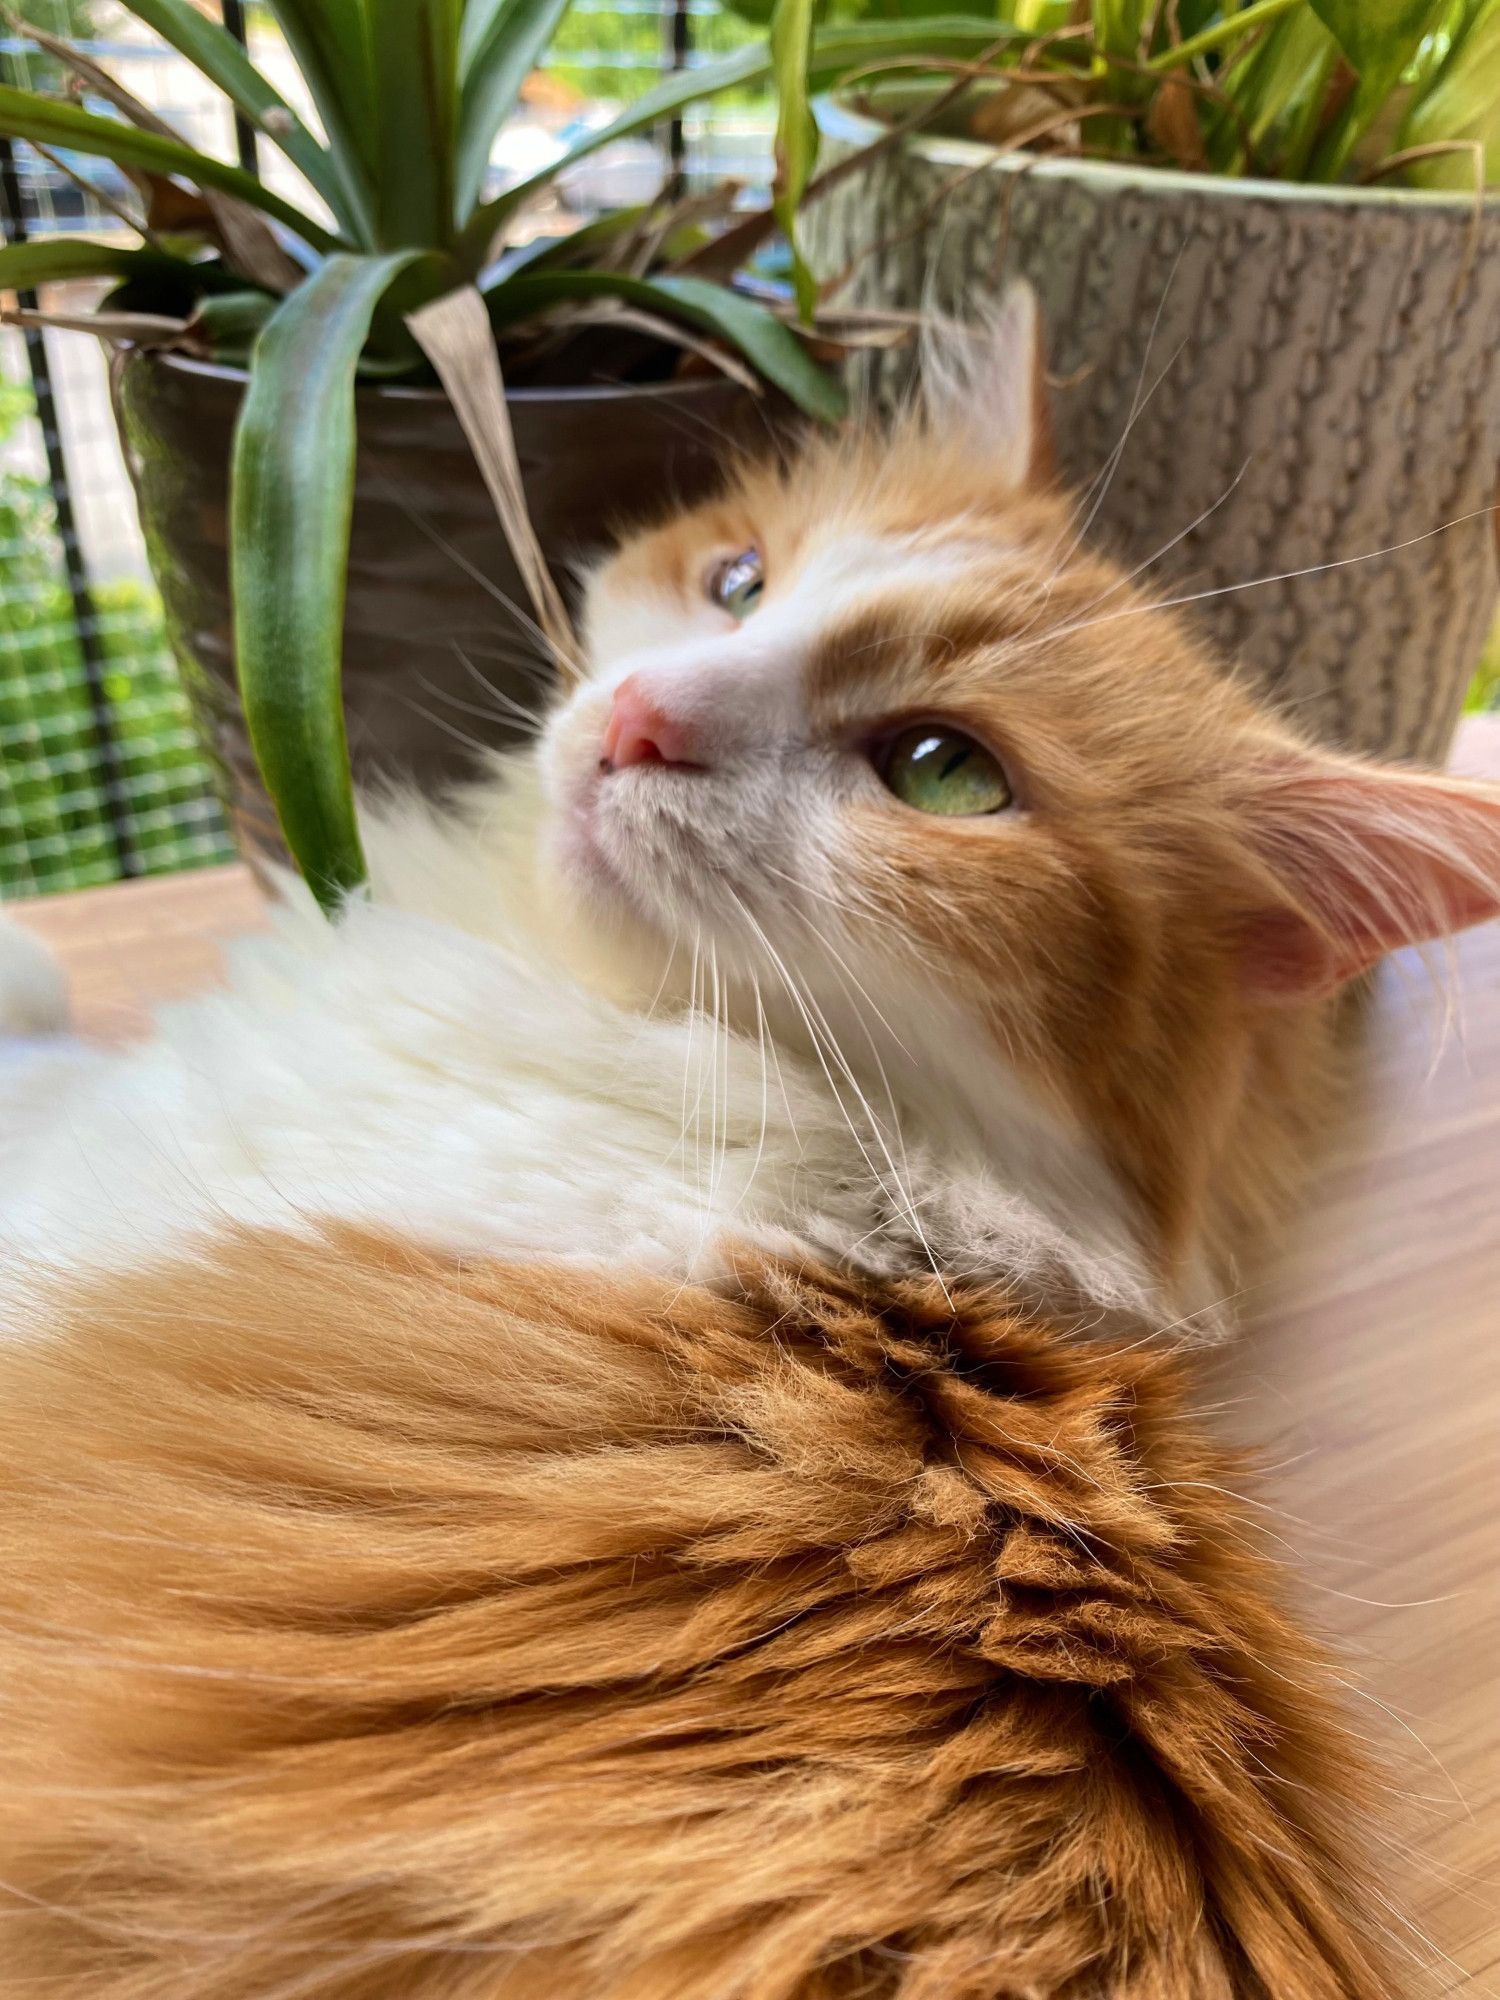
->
[0,868,878,1309]
[0,760,1167,1352]
[0,916,70,1036]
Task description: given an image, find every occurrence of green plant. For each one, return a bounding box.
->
[0,0,1008,909]
[762,0,1500,189]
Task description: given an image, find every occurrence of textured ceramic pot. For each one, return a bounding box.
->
[811,98,1500,765]
[112,351,781,874]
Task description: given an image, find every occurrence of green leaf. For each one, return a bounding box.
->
[263,0,379,235]
[0,236,182,287]
[770,0,819,322]
[231,250,424,910]
[481,206,654,288]
[121,0,359,236]
[7,10,307,288]
[1401,0,1500,184]
[455,0,574,224]
[458,0,508,70]
[0,83,340,251]
[365,0,461,248]
[1150,0,1301,72]
[1308,0,1446,75]
[1210,6,1341,176]
[1091,0,1150,65]
[1086,0,1152,143]
[484,267,846,422]
[1307,0,1453,175]
[462,18,1032,261]
[185,287,277,353]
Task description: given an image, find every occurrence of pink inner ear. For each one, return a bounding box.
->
[1241,766,1500,1000]
[1239,908,1343,1000]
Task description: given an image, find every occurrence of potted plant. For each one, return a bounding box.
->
[786,0,1500,767]
[0,0,1005,905]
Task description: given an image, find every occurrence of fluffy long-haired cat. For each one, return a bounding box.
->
[2,288,1497,1999]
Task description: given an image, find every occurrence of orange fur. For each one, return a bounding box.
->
[589,407,1500,1296]
[0,1229,1396,1998]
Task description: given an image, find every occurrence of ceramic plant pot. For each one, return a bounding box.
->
[810,96,1500,765]
[112,350,781,873]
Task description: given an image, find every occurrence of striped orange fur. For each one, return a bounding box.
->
[0,1229,1395,1998]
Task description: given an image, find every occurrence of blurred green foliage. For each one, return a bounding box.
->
[745,0,1500,187]
[549,3,762,103]
[0,375,226,893]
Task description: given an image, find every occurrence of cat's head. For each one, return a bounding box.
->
[540,286,1500,1311]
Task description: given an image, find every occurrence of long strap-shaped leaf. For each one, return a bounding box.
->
[1307,0,1453,178]
[0,236,200,286]
[124,0,362,240]
[7,14,305,288]
[409,284,578,682]
[0,84,339,252]
[454,0,573,225]
[365,0,461,249]
[232,251,423,911]
[264,0,379,234]
[768,0,818,322]
[485,267,845,422]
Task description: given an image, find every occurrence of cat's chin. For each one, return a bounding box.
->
[543,704,656,918]
[546,775,677,964]
[548,754,697,932]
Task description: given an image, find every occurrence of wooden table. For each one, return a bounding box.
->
[11,722,1500,1996]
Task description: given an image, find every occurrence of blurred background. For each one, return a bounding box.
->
[0,0,773,898]
[3,0,1498,902]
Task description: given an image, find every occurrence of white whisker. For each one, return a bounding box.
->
[1011,503,1496,661]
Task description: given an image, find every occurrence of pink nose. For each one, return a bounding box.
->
[600,676,705,771]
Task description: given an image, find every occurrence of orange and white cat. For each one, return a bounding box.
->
[0,289,1495,1997]
[7,291,1499,1334]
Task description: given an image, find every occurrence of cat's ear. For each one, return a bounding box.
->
[921,281,1054,490]
[1236,755,1500,999]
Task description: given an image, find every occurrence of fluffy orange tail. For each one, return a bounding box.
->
[0,1230,1395,1998]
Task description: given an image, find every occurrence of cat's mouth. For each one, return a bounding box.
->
[558,757,719,932]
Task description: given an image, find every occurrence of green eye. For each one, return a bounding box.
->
[879,725,1013,817]
[711,548,764,620]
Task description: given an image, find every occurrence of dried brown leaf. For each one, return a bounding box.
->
[408,285,579,687]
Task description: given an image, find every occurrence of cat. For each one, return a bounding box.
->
[0,285,1495,1996]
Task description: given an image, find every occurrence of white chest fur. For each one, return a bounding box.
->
[0,773,1166,1336]
[0,893,878,1292]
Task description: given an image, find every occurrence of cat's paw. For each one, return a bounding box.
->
[0,916,70,1035]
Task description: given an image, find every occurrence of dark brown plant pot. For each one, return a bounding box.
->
[111,349,781,880]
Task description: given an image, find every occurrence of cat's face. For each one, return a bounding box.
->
[540,290,1500,1296]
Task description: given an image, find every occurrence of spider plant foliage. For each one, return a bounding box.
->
[765,0,1499,189]
[0,0,1008,909]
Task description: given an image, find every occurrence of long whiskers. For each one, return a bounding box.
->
[723,887,951,1302]
[1010,502,1498,665]
[1017,249,1189,641]
[393,696,520,766]
[410,661,545,741]
[374,475,588,686]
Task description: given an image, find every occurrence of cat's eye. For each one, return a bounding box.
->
[879,725,1013,817]
[710,548,764,620]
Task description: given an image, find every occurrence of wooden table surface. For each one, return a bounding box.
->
[11,721,1500,1996]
